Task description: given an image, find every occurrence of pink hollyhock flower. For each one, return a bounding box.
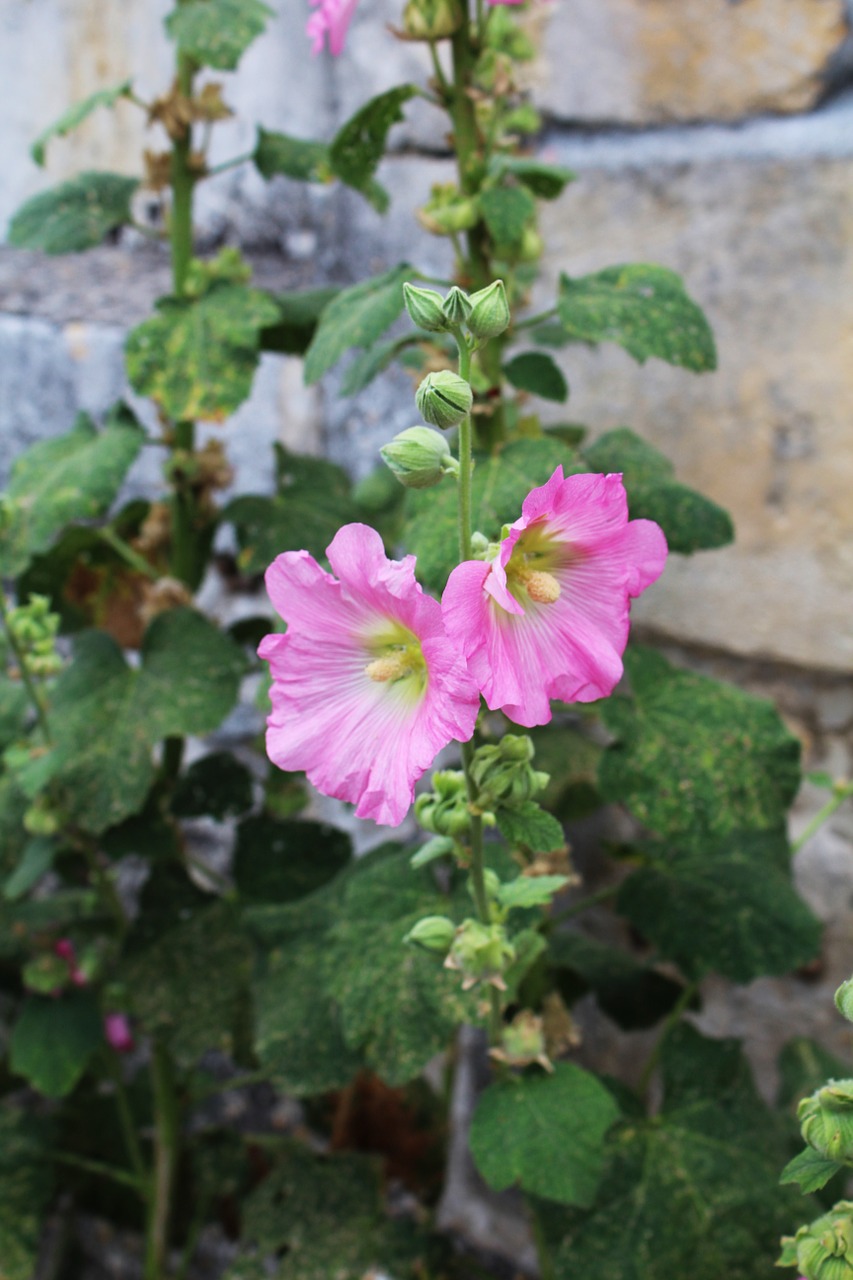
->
[306,0,359,55]
[258,524,480,827]
[442,468,667,727]
[104,1012,135,1054]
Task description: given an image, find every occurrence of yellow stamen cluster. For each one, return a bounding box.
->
[519,569,561,605]
[364,652,412,683]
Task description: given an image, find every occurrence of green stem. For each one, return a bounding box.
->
[548,884,621,927]
[514,305,559,331]
[170,51,196,297]
[169,418,200,588]
[97,527,159,580]
[54,1151,146,1194]
[454,331,475,563]
[160,735,185,787]
[529,1200,557,1280]
[145,1041,180,1280]
[108,1053,148,1190]
[428,41,451,98]
[792,784,853,855]
[0,593,52,745]
[205,151,255,177]
[637,980,699,1098]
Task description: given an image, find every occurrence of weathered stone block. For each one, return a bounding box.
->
[527,0,849,125]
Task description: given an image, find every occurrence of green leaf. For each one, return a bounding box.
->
[0,404,144,577]
[253,127,329,182]
[329,86,418,211]
[470,1063,620,1206]
[125,281,280,422]
[172,751,254,820]
[480,184,536,245]
[549,930,687,1031]
[258,285,339,356]
[555,264,717,371]
[504,351,568,402]
[341,332,428,396]
[491,156,575,199]
[582,427,733,554]
[10,990,103,1097]
[779,1147,843,1194]
[19,609,245,833]
[303,262,412,384]
[777,1037,851,1111]
[600,647,801,839]
[31,82,133,166]
[496,802,565,853]
[0,1109,55,1280]
[8,171,139,253]
[165,0,273,70]
[122,898,251,1068]
[410,835,455,868]
[497,874,569,910]
[405,435,581,594]
[3,836,57,901]
[616,828,820,983]
[224,444,359,575]
[0,683,30,753]
[233,815,352,904]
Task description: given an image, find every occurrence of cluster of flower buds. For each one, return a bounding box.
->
[401,0,462,42]
[403,279,511,343]
[469,733,550,812]
[799,1081,853,1163]
[414,769,471,837]
[4,593,63,678]
[780,1202,853,1280]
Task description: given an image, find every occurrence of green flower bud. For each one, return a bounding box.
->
[380,427,459,489]
[445,918,515,990]
[799,1082,853,1161]
[402,0,462,40]
[415,769,471,837]
[783,1203,853,1280]
[405,915,456,954]
[418,187,479,236]
[442,285,472,326]
[518,225,544,264]
[491,1010,551,1070]
[467,279,511,340]
[403,282,450,333]
[470,734,550,810]
[836,978,853,1024]
[415,370,473,429]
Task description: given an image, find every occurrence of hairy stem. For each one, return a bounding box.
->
[145,1041,180,1280]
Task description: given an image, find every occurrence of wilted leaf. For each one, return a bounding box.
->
[490,156,575,199]
[31,81,133,166]
[329,85,418,211]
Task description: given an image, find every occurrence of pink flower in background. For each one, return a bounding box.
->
[259,524,479,827]
[104,1013,135,1054]
[306,0,359,55]
[442,468,667,728]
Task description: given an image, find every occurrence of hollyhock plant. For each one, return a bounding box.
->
[442,468,668,727]
[259,523,480,826]
[306,0,359,55]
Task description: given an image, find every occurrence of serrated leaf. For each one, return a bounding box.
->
[31,82,133,166]
[10,990,103,1097]
[498,874,569,910]
[329,85,418,211]
[504,351,568,402]
[496,802,565,854]
[405,435,581,594]
[303,262,412,384]
[555,264,717,372]
[600,646,801,839]
[549,930,687,1031]
[8,171,138,253]
[234,815,352,904]
[779,1147,843,1194]
[253,127,329,182]
[549,1024,807,1280]
[165,0,273,70]
[224,445,358,575]
[0,404,144,577]
[0,1108,55,1280]
[616,828,820,983]
[126,281,279,422]
[582,427,733,554]
[491,156,575,199]
[172,751,254,820]
[258,285,338,356]
[471,1063,619,1206]
[480,184,536,245]
[18,609,244,833]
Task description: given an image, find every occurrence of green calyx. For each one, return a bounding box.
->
[470,734,550,811]
[799,1082,853,1162]
[416,369,474,430]
[781,1202,853,1280]
[835,978,853,1023]
[467,279,511,339]
[404,915,456,954]
[403,282,450,333]
[415,769,471,837]
[380,426,459,489]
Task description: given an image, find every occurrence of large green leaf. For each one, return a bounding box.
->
[550,930,687,1031]
[172,750,254,820]
[582,427,733,554]
[329,86,418,211]
[126,282,279,422]
[480,184,536,246]
[31,81,133,166]
[405,435,580,594]
[504,351,568,402]
[253,128,329,183]
[599,647,801,839]
[8,171,139,253]
[549,1025,808,1280]
[18,609,245,832]
[10,990,103,1097]
[224,444,358,575]
[0,1109,55,1280]
[303,263,412,384]
[165,0,273,69]
[258,285,339,356]
[470,1063,620,1206]
[554,264,717,372]
[617,829,820,983]
[495,801,565,853]
[0,404,144,577]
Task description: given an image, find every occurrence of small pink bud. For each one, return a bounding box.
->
[104,1013,135,1054]
[54,938,75,962]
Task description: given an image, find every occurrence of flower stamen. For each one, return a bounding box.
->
[365,652,414,683]
[518,569,561,605]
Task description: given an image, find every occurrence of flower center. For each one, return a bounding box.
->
[363,623,427,696]
[505,522,567,606]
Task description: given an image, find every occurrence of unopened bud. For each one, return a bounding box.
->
[781,1203,853,1280]
[442,286,472,326]
[445,918,515,990]
[799,1081,853,1161]
[415,769,471,838]
[491,1010,551,1071]
[416,370,473,429]
[405,915,456,954]
[836,978,853,1024]
[470,734,550,810]
[402,0,462,40]
[403,282,449,333]
[467,279,511,340]
[380,426,458,489]
[418,191,479,236]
